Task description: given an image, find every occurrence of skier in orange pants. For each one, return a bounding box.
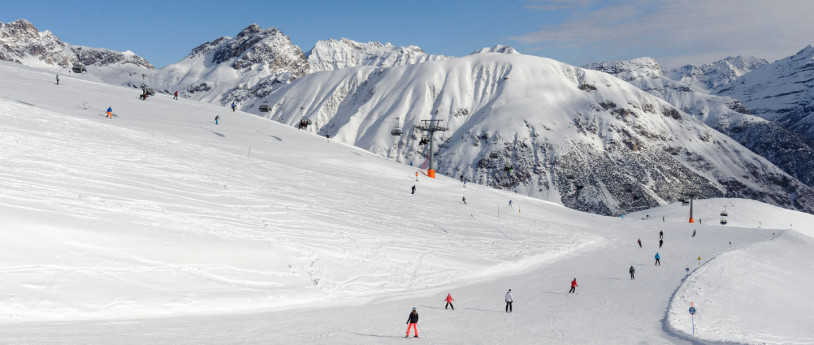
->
[405,307,419,338]
[106,106,112,119]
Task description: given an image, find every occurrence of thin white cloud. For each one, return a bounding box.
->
[524,0,597,11]
[513,0,814,66]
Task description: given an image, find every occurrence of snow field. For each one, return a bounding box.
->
[1,61,813,344]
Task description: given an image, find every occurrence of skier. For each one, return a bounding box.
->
[629,265,635,280]
[106,106,112,119]
[637,238,642,248]
[659,239,663,248]
[505,289,513,312]
[654,252,661,266]
[444,293,455,310]
[462,196,467,204]
[569,278,578,294]
[174,91,178,100]
[55,74,59,85]
[659,230,663,239]
[405,307,419,338]
[460,174,463,182]
[662,216,665,222]
[231,102,236,112]
[215,115,220,125]
[509,200,513,207]
[692,229,696,237]
[415,172,418,181]
[411,185,416,195]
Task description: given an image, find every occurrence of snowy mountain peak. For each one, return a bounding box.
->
[306,38,447,72]
[470,45,520,55]
[668,55,768,91]
[0,19,153,69]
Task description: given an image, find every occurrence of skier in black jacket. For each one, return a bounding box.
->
[629,265,635,280]
[405,307,419,338]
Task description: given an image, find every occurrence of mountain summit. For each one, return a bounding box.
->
[0,19,153,69]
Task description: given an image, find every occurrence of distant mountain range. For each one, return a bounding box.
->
[2,18,813,215]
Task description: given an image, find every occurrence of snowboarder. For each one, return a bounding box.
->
[629,265,635,279]
[462,196,467,204]
[174,91,178,100]
[509,200,513,207]
[654,252,661,266]
[215,115,220,125]
[505,289,513,312]
[659,239,663,248]
[231,102,236,112]
[411,185,416,195]
[692,229,696,237]
[659,230,663,239]
[55,74,59,85]
[637,238,642,248]
[569,278,578,293]
[444,293,455,310]
[106,106,112,119]
[405,307,419,338]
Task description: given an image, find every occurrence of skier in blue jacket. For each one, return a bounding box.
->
[655,252,661,266]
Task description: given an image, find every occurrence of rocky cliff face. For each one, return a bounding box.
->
[262,53,814,215]
[0,19,153,69]
[306,38,447,73]
[586,57,814,187]
[155,24,308,105]
[668,56,767,91]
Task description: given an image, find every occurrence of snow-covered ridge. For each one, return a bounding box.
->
[0,19,153,70]
[470,45,520,55]
[668,55,768,91]
[264,53,814,215]
[717,45,814,141]
[586,57,814,187]
[306,38,448,73]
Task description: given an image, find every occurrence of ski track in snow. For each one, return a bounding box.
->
[1,61,813,344]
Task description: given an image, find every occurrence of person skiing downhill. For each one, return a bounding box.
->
[231,102,236,112]
[655,252,661,266]
[411,185,416,195]
[659,230,664,239]
[106,106,112,119]
[692,229,696,237]
[405,307,419,338]
[630,265,635,280]
[659,239,663,248]
[444,293,455,310]
[569,278,578,293]
[505,289,513,312]
[462,196,467,204]
[215,115,220,125]
[174,91,178,100]
[55,74,59,85]
[637,238,642,248]
[509,200,513,207]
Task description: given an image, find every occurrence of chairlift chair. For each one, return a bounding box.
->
[720,218,728,225]
[391,128,403,136]
[419,136,429,145]
[720,211,728,217]
[489,151,499,159]
[258,104,271,113]
[504,162,513,172]
[72,63,87,73]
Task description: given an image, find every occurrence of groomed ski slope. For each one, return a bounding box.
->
[1,61,812,344]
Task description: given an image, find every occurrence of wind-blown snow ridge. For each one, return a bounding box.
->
[307,38,448,73]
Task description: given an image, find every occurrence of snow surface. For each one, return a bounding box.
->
[2,61,813,344]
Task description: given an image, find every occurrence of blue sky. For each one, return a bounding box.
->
[3,0,813,68]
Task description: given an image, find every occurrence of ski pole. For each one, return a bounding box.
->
[418,325,428,339]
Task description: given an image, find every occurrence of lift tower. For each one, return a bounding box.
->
[415,119,448,178]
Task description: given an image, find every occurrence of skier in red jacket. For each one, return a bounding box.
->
[444,293,455,310]
[569,278,578,294]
